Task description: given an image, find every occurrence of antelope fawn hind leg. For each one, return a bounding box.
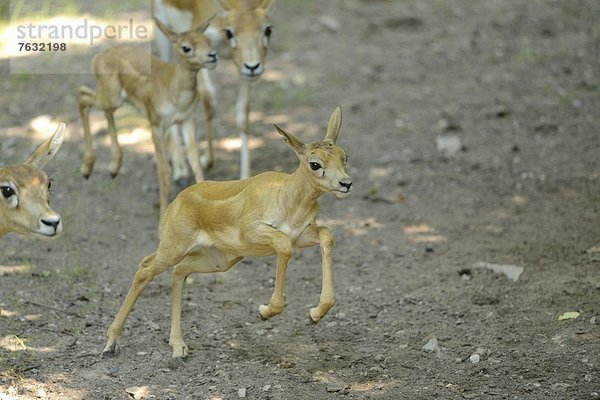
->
[105,110,123,178]
[102,252,176,357]
[169,252,242,358]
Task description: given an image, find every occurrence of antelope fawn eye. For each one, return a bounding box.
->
[1,186,15,198]
[224,29,234,40]
[264,25,273,37]
[181,45,192,54]
[309,162,322,171]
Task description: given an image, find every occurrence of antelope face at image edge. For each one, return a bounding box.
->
[0,123,65,239]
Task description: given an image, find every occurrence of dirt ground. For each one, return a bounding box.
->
[1,0,599,399]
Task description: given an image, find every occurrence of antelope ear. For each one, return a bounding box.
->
[195,11,217,33]
[324,106,342,143]
[258,0,276,14]
[26,123,65,169]
[274,124,304,153]
[154,17,179,43]
[211,0,232,12]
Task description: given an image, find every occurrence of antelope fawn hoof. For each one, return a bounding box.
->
[309,308,322,324]
[80,166,92,179]
[171,344,189,359]
[258,306,269,321]
[175,176,192,189]
[200,154,213,171]
[101,341,119,357]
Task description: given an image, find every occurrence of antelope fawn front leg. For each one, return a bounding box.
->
[199,69,216,170]
[296,224,336,322]
[180,118,204,183]
[236,80,251,179]
[259,232,293,320]
[169,252,242,358]
[310,226,336,322]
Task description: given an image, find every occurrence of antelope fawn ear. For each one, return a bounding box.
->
[274,124,304,153]
[212,0,233,12]
[26,123,65,168]
[195,11,217,34]
[258,0,276,13]
[324,106,342,143]
[154,17,179,43]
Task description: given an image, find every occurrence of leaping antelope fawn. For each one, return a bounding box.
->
[102,107,352,359]
[0,123,65,239]
[78,17,218,217]
[154,0,276,180]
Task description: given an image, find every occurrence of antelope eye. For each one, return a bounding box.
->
[264,25,273,37]
[181,45,192,54]
[309,162,322,171]
[48,180,52,190]
[1,186,15,198]
[224,29,234,40]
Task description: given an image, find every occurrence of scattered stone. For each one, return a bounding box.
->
[487,105,510,118]
[558,311,581,320]
[147,321,160,331]
[262,385,271,392]
[318,16,340,33]
[469,354,480,364]
[422,338,440,354]
[374,354,385,362]
[590,316,597,325]
[326,383,344,393]
[586,246,600,254]
[237,388,247,398]
[474,262,524,282]
[435,135,463,157]
[125,386,149,399]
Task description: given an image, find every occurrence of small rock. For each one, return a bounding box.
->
[374,354,385,362]
[586,246,600,254]
[422,338,440,353]
[318,16,340,33]
[262,385,271,392]
[590,316,597,325]
[326,383,344,393]
[238,388,247,398]
[147,321,160,331]
[125,386,149,400]
[435,135,462,157]
[474,262,524,282]
[469,354,480,364]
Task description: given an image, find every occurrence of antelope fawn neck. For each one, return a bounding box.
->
[169,63,200,107]
[276,168,323,213]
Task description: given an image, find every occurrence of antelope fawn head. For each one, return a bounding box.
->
[0,123,65,239]
[154,17,218,71]
[214,0,276,80]
[274,106,352,198]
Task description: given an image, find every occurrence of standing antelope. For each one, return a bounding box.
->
[102,107,352,359]
[0,123,65,239]
[78,17,218,217]
[154,0,276,180]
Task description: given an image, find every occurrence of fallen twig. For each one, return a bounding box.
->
[25,301,82,318]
